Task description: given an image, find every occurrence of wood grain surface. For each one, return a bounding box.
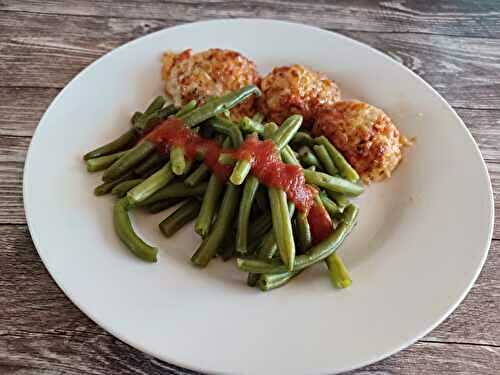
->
[0,1,499,374]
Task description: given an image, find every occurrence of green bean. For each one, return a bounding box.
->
[252,112,264,123]
[145,96,166,115]
[181,85,261,127]
[191,183,241,267]
[133,96,167,132]
[157,104,179,120]
[170,146,187,175]
[94,171,135,196]
[281,145,301,166]
[102,141,156,181]
[271,115,303,150]
[240,116,265,134]
[255,187,269,212]
[133,153,166,176]
[298,146,321,169]
[85,150,127,172]
[263,122,278,139]
[159,199,201,237]
[175,100,197,117]
[268,187,295,271]
[139,182,208,206]
[127,161,175,205]
[247,203,294,286]
[303,169,363,196]
[248,212,272,241]
[326,191,350,212]
[84,129,138,160]
[111,178,144,197]
[194,138,232,237]
[315,136,359,182]
[237,209,358,274]
[131,111,142,125]
[325,253,352,288]
[236,176,259,254]
[319,191,339,217]
[313,144,338,175]
[218,230,237,261]
[257,270,302,291]
[291,131,315,148]
[144,197,185,214]
[218,153,236,165]
[113,198,158,262]
[209,116,244,147]
[229,157,252,185]
[295,211,312,252]
[342,204,359,226]
[184,164,210,187]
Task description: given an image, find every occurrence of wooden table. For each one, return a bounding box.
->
[1,1,499,373]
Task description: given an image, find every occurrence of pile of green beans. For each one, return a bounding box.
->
[83,86,362,292]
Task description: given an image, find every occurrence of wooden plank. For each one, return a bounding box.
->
[1,11,500,110]
[0,225,498,374]
[0,87,60,137]
[1,0,500,38]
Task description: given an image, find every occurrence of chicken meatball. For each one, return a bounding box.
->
[312,101,410,183]
[258,65,341,126]
[162,48,260,120]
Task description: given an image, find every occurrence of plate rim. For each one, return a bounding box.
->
[23,18,495,374]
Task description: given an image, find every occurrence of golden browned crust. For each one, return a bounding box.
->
[312,101,410,183]
[161,48,260,120]
[258,65,341,126]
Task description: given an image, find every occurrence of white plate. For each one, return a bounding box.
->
[24,19,494,374]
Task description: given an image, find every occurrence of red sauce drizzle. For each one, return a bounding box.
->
[145,119,318,215]
[308,201,334,244]
[233,135,317,213]
[145,118,232,181]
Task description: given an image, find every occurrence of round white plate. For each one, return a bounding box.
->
[24,19,494,375]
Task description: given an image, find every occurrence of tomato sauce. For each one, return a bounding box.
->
[308,201,334,244]
[233,135,317,213]
[145,118,232,181]
[145,119,322,222]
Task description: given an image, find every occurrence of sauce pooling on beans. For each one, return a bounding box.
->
[146,118,332,235]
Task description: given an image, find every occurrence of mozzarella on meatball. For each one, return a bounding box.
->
[162,48,260,120]
[258,65,340,126]
[312,101,410,182]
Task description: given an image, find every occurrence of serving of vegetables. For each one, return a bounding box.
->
[83,85,363,291]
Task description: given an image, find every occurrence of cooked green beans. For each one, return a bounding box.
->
[327,191,350,212]
[144,197,185,214]
[159,199,201,237]
[139,182,208,206]
[175,100,197,117]
[303,169,363,196]
[170,146,187,175]
[236,176,259,254]
[181,85,261,127]
[102,141,156,181]
[295,211,312,252]
[313,144,338,175]
[298,146,322,169]
[113,198,158,262]
[240,116,265,134]
[134,153,166,176]
[85,150,127,172]
[127,161,175,205]
[237,212,357,274]
[315,136,359,182]
[325,253,352,288]
[268,187,295,271]
[111,178,144,197]
[319,191,339,217]
[257,271,302,291]
[184,164,210,187]
[84,129,138,160]
[209,116,244,148]
[291,131,315,147]
[94,171,135,196]
[191,183,241,267]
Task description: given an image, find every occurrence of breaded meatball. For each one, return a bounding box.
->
[258,65,341,126]
[312,101,410,183]
[162,48,260,120]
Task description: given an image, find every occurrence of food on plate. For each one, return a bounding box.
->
[312,101,410,183]
[162,48,260,120]
[83,50,411,292]
[258,64,341,126]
